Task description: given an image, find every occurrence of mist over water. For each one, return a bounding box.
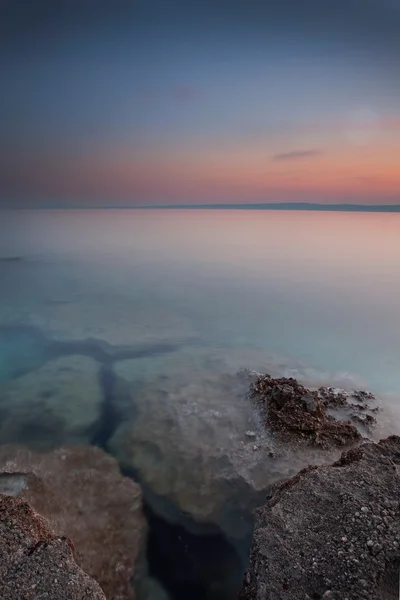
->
[1,208,400,598]
[1,208,399,391]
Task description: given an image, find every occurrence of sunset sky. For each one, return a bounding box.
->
[1,0,400,207]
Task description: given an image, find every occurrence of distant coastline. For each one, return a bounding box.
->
[2,202,400,212]
[142,202,400,212]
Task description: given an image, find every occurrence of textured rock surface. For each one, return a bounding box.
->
[0,355,103,448]
[109,369,376,540]
[319,386,380,434]
[249,375,379,448]
[240,436,400,600]
[0,444,147,600]
[110,370,271,539]
[0,494,106,599]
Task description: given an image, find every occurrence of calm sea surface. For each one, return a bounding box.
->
[1,208,400,598]
[1,208,399,393]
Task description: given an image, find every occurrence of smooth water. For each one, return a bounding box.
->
[1,208,400,599]
[1,208,399,393]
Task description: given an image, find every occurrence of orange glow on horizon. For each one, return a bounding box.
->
[1,116,400,204]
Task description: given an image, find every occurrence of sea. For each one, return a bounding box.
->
[1,207,399,599]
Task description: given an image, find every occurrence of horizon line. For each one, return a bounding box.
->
[1,202,400,212]
[141,202,400,212]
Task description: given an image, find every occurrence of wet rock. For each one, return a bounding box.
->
[0,444,147,600]
[239,436,400,600]
[250,375,366,449]
[319,386,379,435]
[0,494,106,599]
[0,355,103,448]
[109,370,272,539]
[110,369,380,541]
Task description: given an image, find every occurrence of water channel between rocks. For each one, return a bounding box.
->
[0,324,397,599]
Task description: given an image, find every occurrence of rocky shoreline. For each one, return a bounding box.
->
[0,369,398,599]
[0,444,147,599]
[0,493,106,599]
[239,437,400,600]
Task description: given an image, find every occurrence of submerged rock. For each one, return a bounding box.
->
[0,494,106,599]
[30,299,196,346]
[239,436,400,600]
[0,444,147,600]
[0,355,103,448]
[109,370,272,539]
[109,369,377,540]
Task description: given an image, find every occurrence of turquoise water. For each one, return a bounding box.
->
[1,208,399,393]
[1,208,400,599]
[0,328,49,381]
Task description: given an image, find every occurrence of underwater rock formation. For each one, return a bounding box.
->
[109,371,378,541]
[0,355,103,448]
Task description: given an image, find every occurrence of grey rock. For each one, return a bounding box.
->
[110,370,382,540]
[0,445,147,600]
[0,494,106,599]
[318,386,379,435]
[239,436,400,600]
[303,394,317,413]
[109,370,272,539]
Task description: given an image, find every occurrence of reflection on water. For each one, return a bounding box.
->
[1,209,399,391]
[1,208,400,598]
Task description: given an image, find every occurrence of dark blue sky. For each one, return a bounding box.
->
[1,0,400,207]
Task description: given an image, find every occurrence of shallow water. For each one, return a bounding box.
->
[1,208,400,392]
[1,208,400,598]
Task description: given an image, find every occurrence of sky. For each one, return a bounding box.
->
[0,0,400,208]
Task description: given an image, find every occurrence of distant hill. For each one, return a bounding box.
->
[3,202,400,212]
[143,202,400,212]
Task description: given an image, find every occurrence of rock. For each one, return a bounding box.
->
[239,436,400,600]
[109,370,273,539]
[319,386,380,435]
[250,375,368,449]
[110,370,381,540]
[0,494,106,599]
[111,346,368,393]
[0,444,147,600]
[0,355,103,448]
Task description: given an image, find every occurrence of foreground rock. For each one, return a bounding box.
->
[109,369,378,540]
[0,444,147,600]
[240,436,400,600]
[0,355,103,448]
[250,375,379,449]
[110,371,269,539]
[0,494,106,599]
